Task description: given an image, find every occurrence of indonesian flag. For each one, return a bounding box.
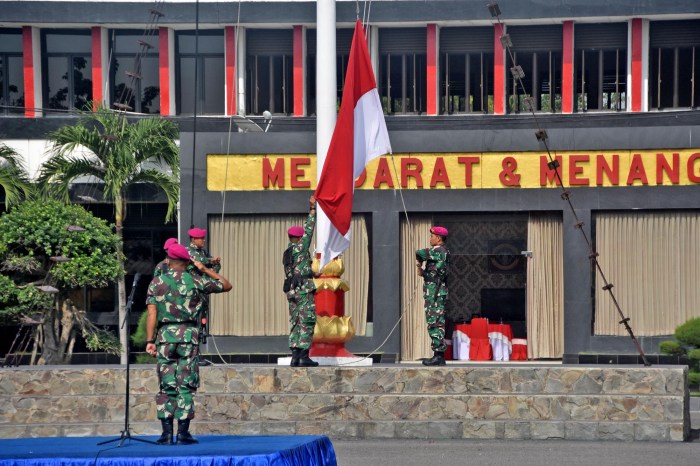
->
[315,20,392,269]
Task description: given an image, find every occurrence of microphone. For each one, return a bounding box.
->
[132,272,142,288]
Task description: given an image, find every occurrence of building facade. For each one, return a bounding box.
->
[2,0,700,363]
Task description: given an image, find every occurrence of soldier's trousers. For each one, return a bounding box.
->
[424,292,448,353]
[156,342,200,420]
[287,291,316,349]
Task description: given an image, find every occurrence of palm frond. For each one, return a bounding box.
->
[130,169,180,222]
[0,144,33,207]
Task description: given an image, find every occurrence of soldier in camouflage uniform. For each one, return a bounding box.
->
[283,195,319,367]
[185,227,220,362]
[153,237,178,277]
[145,243,232,445]
[416,226,450,366]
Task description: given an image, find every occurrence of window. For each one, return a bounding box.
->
[306,28,353,115]
[246,29,293,116]
[177,31,224,115]
[0,29,24,115]
[110,30,160,114]
[574,23,627,112]
[506,25,562,113]
[440,27,494,114]
[650,20,700,110]
[42,30,93,112]
[379,28,426,114]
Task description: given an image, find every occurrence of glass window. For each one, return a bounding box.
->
[176,30,224,115]
[650,20,700,110]
[306,28,353,115]
[378,28,427,114]
[246,29,293,116]
[42,30,93,112]
[574,23,627,112]
[440,27,495,114]
[0,29,24,115]
[506,26,562,113]
[111,30,160,114]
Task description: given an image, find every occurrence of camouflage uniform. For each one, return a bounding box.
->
[146,269,225,420]
[416,245,450,352]
[285,212,317,350]
[153,259,168,277]
[187,244,221,273]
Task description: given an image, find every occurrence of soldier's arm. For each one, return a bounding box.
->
[145,303,157,356]
[193,259,232,292]
[415,248,428,262]
[301,198,316,251]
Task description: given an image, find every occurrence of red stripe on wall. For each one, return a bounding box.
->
[494,23,505,115]
[631,18,642,112]
[225,26,236,116]
[22,27,35,117]
[91,27,102,111]
[426,24,438,116]
[293,25,304,116]
[159,27,170,115]
[562,21,574,114]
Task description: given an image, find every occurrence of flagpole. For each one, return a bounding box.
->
[316,0,337,254]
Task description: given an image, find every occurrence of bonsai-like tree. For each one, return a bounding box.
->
[0,200,123,364]
[660,317,700,387]
[36,107,180,364]
[0,143,33,209]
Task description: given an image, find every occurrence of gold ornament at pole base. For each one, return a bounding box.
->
[313,316,355,344]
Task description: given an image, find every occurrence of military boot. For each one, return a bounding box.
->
[156,418,174,445]
[298,348,319,367]
[422,351,446,366]
[290,348,301,367]
[176,419,199,445]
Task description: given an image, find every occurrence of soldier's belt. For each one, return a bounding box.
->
[158,321,198,328]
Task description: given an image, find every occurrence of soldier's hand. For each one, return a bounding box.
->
[193,259,206,272]
[146,342,157,357]
[211,256,221,265]
[309,195,316,208]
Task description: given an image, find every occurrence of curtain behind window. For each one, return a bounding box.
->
[594,211,700,336]
[208,214,369,336]
[400,216,432,361]
[526,213,564,359]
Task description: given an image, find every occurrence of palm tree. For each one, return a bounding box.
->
[0,143,33,208]
[37,107,180,364]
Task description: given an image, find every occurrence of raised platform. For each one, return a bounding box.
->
[0,364,690,441]
[0,435,336,466]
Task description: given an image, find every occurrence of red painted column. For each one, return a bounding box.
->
[225,26,236,116]
[493,23,506,115]
[159,27,172,116]
[630,18,643,112]
[562,21,574,114]
[293,25,304,116]
[426,24,438,116]
[91,27,103,111]
[22,26,37,118]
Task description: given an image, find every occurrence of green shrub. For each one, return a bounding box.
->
[659,340,685,356]
[675,318,700,348]
[689,371,700,386]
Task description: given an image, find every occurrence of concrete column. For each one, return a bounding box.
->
[628,18,649,112]
[22,26,42,117]
[159,27,176,115]
[225,26,237,116]
[91,27,109,110]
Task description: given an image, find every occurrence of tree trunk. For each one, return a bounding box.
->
[39,300,60,365]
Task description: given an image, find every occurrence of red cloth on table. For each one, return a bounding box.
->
[511,338,528,360]
[468,318,493,360]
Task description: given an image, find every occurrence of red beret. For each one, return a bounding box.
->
[188,227,207,238]
[167,244,191,261]
[163,238,178,250]
[431,226,449,237]
[288,226,304,237]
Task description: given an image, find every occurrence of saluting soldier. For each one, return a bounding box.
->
[154,237,178,277]
[185,227,220,354]
[186,227,221,272]
[416,226,450,366]
[283,195,319,367]
[145,243,232,445]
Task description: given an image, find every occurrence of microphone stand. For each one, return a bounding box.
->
[98,273,157,446]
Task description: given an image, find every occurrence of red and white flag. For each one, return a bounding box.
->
[315,20,392,269]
